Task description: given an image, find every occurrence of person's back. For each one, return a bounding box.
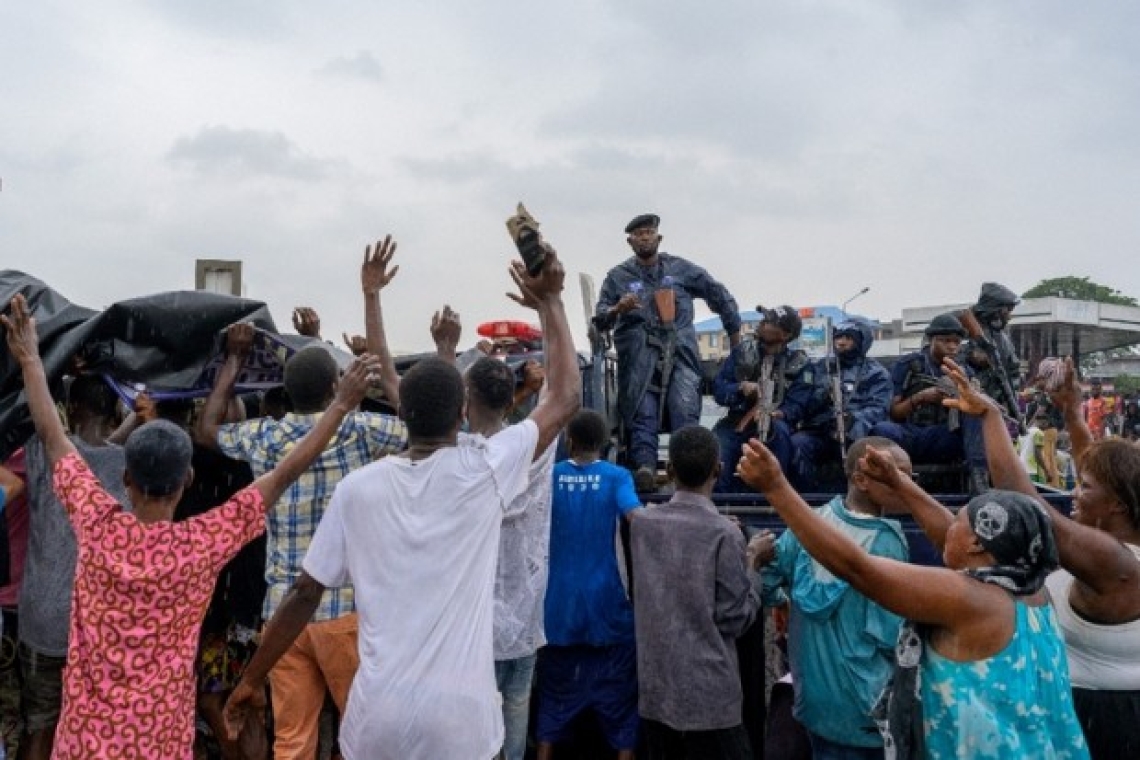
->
[49,448,266,759]
[305,417,539,758]
[18,375,127,760]
[759,438,909,755]
[537,410,642,760]
[763,507,906,750]
[631,425,760,760]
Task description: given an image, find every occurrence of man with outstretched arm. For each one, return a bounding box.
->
[194,237,408,760]
[224,247,581,760]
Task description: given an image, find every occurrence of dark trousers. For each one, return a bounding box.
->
[870,416,986,469]
[629,366,703,469]
[713,418,792,493]
[642,719,753,760]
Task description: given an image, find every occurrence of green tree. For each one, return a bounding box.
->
[1022,276,1138,306]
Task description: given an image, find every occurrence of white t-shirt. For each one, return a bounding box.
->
[303,420,539,760]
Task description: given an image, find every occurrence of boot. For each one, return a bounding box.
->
[634,465,657,494]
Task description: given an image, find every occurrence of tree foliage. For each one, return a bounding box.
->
[1022,276,1138,306]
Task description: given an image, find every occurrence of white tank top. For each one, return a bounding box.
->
[1045,543,1140,690]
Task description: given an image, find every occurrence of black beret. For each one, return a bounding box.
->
[625,213,660,234]
[924,312,967,338]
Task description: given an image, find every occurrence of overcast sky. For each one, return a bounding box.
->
[3,1,1139,353]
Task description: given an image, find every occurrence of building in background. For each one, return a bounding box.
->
[195,259,243,297]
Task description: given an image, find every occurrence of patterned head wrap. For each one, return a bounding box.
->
[964,490,1058,596]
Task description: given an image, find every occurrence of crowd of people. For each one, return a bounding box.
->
[0,214,1137,759]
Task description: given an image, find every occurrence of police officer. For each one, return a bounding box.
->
[711,305,814,493]
[793,318,892,491]
[594,214,742,492]
[871,313,990,494]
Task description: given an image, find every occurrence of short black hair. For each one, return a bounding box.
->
[844,436,906,477]
[668,425,720,488]
[155,398,196,429]
[566,409,607,453]
[400,357,465,439]
[466,357,515,414]
[124,420,193,497]
[284,347,338,413]
[67,374,118,421]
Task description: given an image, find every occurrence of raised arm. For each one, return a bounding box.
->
[1048,357,1092,471]
[250,354,378,505]
[510,248,581,459]
[943,358,1139,599]
[2,295,76,467]
[361,235,401,407]
[859,445,956,551]
[430,305,462,365]
[737,438,981,628]
[194,323,254,451]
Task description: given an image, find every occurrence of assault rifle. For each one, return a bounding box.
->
[736,354,776,440]
[829,354,848,459]
[959,308,1025,434]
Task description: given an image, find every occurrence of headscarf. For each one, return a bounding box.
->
[873,489,1058,759]
[963,489,1059,595]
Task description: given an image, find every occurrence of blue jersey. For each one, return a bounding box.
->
[544,459,641,646]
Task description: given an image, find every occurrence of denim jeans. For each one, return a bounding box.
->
[495,653,537,760]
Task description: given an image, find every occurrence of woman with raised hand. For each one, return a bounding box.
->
[737,437,1088,759]
[942,356,1140,760]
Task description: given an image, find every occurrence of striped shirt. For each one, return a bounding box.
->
[218,411,407,620]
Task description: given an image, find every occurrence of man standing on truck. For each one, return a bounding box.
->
[594,213,742,493]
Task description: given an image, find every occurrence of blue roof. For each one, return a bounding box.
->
[694,306,876,334]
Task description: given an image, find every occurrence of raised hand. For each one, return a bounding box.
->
[747,529,777,570]
[508,244,564,310]
[858,445,904,489]
[342,333,367,357]
[431,306,462,349]
[736,438,787,494]
[940,357,997,418]
[292,307,321,338]
[1047,356,1082,415]
[334,354,382,410]
[225,322,256,358]
[133,392,158,424]
[362,235,399,294]
[1,295,40,366]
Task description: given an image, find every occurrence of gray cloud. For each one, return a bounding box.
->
[167,126,331,181]
[318,51,384,82]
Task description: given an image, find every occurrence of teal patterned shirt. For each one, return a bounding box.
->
[921,601,1089,759]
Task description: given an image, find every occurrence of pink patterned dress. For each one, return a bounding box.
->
[50,452,266,760]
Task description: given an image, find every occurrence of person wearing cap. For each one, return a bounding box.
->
[711,305,815,493]
[792,318,893,491]
[870,313,990,494]
[594,213,742,492]
[962,282,1023,426]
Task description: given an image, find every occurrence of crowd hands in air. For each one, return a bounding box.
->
[0,212,1137,760]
